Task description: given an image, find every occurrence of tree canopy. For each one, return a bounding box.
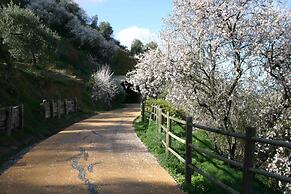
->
[130,39,144,56]
[0,3,59,66]
[145,41,158,51]
[99,21,113,40]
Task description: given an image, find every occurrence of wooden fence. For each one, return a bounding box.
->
[143,104,291,194]
[40,98,77,119]
[0,105,24,136]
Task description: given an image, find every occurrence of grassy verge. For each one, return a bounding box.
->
[134,114,282,194]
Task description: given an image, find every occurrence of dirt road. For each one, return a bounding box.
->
[0,104,185,194]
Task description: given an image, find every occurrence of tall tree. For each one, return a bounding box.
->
[99,21,113,40]
[90,14,99,30]
[130,39,144,56]
[145,41,158,51]
[0,3,59,66]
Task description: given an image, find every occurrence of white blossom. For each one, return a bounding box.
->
[91,66,118,107]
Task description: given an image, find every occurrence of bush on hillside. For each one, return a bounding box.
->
[90,66,118,107]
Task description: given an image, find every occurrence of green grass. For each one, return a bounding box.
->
[134,114,282,194]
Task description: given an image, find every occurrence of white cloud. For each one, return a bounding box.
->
[116,26,159,49]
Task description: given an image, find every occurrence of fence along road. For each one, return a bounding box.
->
[145,104,291,194]
[0,104,185,194]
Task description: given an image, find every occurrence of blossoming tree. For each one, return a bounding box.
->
[127,0,290,192]
[90,66,118,107]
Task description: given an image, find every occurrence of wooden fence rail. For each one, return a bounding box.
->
[0,105,24,136]
[41,98,77,119]
[143,103,291,194]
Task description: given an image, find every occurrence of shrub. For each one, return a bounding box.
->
[146,98,186,118]
[90,66,117,107]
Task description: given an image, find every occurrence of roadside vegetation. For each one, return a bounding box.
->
[134,99,283,194]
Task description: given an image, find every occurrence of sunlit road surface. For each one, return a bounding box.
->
[0,104,185,194]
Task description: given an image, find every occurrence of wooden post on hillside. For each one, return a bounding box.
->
[241,127,256,194]
[185,116,193,185]
[50,100,55,118]
[6,107,12,136]
[57,99,61,118]
[41,100,47,119]
[64,99,68,115]
[74,97,78,112]
[19,104,24,129]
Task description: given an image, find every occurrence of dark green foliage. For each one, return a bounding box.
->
[130,39,144,56]
[0,4,59,66]
[110,48,136,75]
[55,39,97,79]
[146,98,186,118]
[99,21,113,40]
[0,0,29,7]
[145,41,158,51]
[90,15,99,30]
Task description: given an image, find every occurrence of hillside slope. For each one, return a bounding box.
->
[0,64,95,167]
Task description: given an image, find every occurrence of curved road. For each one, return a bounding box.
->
[0,104,185,194]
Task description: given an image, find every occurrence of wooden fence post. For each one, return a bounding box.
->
[154,106,157,123]
[64,99,68,115]
[50,100,55,118]
[57,99,61,119]
[41,100,46,119]
[141,99,145,122]
[185,116,193,185]
[149,105,153,123]
[6,107,12,136]
[241,127,256,194]
[158,106,162,133]
[19,104,24,129]
[153,106,155,121]
[74,97,78,112]
[165,112,171,155]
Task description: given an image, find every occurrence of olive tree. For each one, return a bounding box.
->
[0,3,59,66]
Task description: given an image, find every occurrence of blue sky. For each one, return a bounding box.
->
[75,0,172,48]
[75,0,291,48]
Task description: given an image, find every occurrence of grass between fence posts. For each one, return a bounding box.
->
[135,104,285,194]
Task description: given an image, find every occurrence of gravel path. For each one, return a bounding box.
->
[0,104,185,194]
